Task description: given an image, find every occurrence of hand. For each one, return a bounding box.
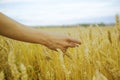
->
[0,12,81,53]
[45,34,81,52]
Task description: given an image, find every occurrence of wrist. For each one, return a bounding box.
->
[35,30,51,46]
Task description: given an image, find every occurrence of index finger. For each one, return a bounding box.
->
[67,38,81,44]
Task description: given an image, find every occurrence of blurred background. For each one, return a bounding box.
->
[0,0,120,26]
[0,1,120,80]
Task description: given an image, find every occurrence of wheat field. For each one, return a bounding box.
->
[0,26,120,80]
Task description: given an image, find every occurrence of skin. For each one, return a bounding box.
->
[0,12,81,52]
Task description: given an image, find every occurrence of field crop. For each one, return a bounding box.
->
[0,26,120,80]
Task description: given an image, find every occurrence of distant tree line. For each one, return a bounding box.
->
[79,23,114,27]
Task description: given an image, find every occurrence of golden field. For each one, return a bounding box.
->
[0,26,120,80]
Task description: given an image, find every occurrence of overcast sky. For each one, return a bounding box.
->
[0,0,120,26]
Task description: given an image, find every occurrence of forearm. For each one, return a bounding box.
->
[0,12,49,45]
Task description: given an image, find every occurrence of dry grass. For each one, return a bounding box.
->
[0,26,120,80]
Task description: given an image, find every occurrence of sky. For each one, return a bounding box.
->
[0,0,120,26]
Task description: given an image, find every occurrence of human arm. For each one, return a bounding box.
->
[0,12,81,52]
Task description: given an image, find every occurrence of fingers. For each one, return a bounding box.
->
[66,42,78,48]
[49,36,81,53]
[62,48,66,53]
[61,42,78,53]
[66,38,81,44]
[60,38,81,53]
